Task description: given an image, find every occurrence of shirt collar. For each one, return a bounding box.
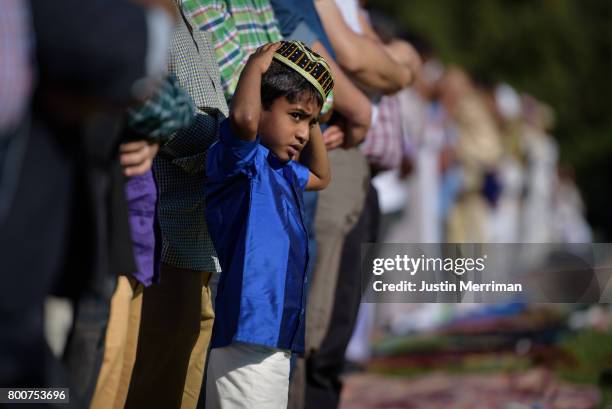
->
[261,145,291,170]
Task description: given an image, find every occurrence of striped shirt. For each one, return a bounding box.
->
[360,89,421,170]
[360,94,403,170]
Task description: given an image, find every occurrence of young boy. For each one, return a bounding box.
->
[204,41,333,408]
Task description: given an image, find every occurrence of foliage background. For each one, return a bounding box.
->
[369,0,612,239]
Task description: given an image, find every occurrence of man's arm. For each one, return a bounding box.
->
[311,41,371,147]
[302,124,330,190]
[121,75,196,176]
[229,42,281,141]
[356,11,422,76]
[314,0,412,94]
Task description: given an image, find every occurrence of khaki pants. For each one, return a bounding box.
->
[125,265,215,409]
[90,275,143,409]
[306,148,369,352]
[446,193,490,243]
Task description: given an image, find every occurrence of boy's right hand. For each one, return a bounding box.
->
[229,42,282,141]
[247,42,283,73]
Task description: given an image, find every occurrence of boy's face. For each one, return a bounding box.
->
[259,94,321,162]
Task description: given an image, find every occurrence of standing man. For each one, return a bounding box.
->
[125,4,228,409]
[2,2,159,409]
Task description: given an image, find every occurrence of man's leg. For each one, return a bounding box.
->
[112,277,143,409]
[182,272,215,409]
[62,273,116,408]
[305,184,380,409]
[0,119,72,392]
[305,149,370,354]
[89,275,143,409]
[125,265,213,409]
[290,149,369,409]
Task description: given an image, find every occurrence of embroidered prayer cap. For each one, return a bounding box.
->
[273,41,334,101]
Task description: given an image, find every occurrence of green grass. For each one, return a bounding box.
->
[553,330,612,409]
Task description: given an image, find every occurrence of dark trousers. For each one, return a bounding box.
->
[63,274,116,408]
[305,184,379,409]
[0,120,76,408]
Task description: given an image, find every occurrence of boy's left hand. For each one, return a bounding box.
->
[248,42,283,73]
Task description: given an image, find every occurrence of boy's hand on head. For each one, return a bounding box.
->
[322,125,345,151]
[247,42,283,74]
[230,42,281,141]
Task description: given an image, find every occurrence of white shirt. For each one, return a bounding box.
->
[333,0,363,33]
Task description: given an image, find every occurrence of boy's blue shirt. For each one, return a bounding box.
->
[205,118,310,353]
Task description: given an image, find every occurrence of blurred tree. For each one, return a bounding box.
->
[369,0,612,239]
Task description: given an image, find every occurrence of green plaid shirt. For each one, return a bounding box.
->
[182,0,283,102]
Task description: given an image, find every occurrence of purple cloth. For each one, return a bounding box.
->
[124,170,159,286]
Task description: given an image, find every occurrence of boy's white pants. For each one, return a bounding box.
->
[205,342,291,409]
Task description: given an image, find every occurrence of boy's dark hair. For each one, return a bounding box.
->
[261,60,324,110]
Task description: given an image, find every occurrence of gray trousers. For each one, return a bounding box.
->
[289,148,369,409]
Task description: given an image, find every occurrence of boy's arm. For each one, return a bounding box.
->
[229,42,282,141]
[301,124,331,191]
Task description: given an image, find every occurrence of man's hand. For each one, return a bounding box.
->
[384,39,422,84]
[322,125,345,151]
[248,42,283,74]
[120,141,159,177]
